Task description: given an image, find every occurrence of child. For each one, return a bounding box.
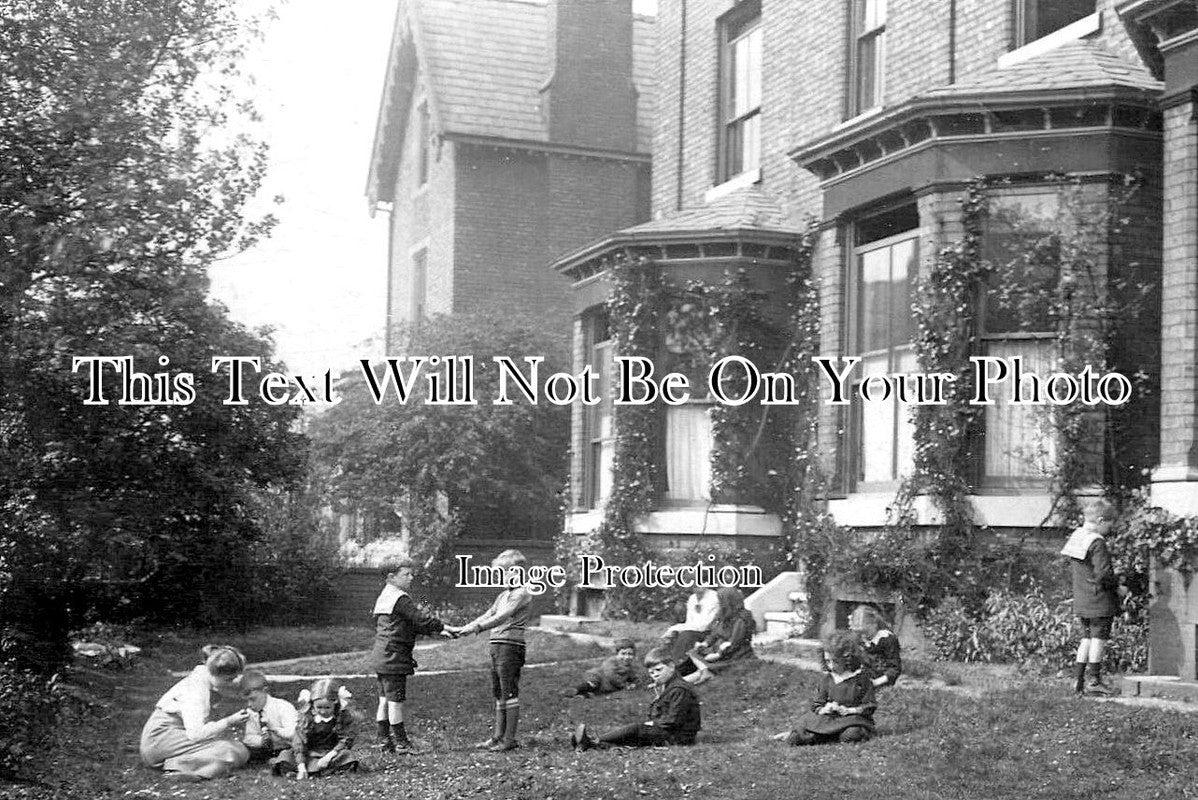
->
[1061,498,1123,695]
[445,549,533,752]
[567,638,640,697]
[849,604,902,689]
[571,646,701,750]
[239,670,298,763]
[272,679,359,779]
[662,587,719,662]
[697,587,757,671]
[368,557,448,753]
[781,631,876,746]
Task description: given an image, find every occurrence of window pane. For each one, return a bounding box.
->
[665,405,713,501]
[983,338,1057,479]
[858,353,895,483]
[981,194,1059,334]
[746,27,762,111]
[856,34,877,111]
[741,113,761,172]
[858,247,891,353]
[1024,0,1093,44]
[864,0,886,31]
[890,237,914,347]
[726,120,744,177]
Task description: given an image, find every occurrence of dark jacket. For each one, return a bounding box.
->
[648,674,701,744]
[369,591,444,675]
[293,709,356,761]
[863,629,902,687]
[583,655,640,693]
[1071,537,1119,618]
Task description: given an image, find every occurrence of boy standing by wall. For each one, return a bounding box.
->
[1061,499,1124,695]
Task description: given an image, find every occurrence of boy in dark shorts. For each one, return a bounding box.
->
[1061,499,1124,695]
[368,557,448,752]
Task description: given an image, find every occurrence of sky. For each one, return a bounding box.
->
[208,0,398,377]
[209,0,658,378]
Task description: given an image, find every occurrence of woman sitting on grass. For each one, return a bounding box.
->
[139,644,251,782]
[696,587,756,671]
[777,631,876,746]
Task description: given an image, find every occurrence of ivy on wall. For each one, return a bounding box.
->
[559,234,833,621]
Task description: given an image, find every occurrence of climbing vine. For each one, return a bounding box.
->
[562,233,832,621]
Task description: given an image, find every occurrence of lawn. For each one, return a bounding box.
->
[10,628,1198,800]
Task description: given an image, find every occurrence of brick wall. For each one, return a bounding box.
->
[451,145,646,335]
[385,78,456,350]
[1158,100,1198,474]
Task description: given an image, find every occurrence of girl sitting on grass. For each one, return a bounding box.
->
[696,587,757,671]
[271,679,361,779]
[778,631,876,746]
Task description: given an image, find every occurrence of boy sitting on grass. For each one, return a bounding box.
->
[571,646,701,750]
[239,670,298,764]
[566,638,640,698]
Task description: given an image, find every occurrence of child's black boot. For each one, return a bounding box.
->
[375,720,396,754]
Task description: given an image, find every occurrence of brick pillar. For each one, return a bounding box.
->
[1152,98,1198,515]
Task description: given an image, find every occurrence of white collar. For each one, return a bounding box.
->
[313,714,334,724]
[830,668,862,684]
[373,583,408,614]
[868,629,891,645]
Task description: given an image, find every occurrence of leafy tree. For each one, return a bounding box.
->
[311,313,570,575]
[0,0,312,674]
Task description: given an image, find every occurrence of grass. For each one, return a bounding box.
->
[138,624,377,672]
[268,630,613,676]
[11,627,1198,799]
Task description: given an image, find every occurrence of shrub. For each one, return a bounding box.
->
[920,580,1148,673]
[0,658,58,780]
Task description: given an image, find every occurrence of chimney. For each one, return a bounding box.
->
[546,0,637,151]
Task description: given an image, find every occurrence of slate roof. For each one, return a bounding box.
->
[923,39,1162,99]
[623,186,797,236]
[413,0,655,151]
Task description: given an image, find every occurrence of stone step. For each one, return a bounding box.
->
[1121,675,1198,704]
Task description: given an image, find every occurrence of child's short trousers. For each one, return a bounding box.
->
[376,674,407,702]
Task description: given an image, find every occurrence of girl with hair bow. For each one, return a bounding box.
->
[271,679,361,778]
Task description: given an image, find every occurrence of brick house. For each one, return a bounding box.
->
[366,0,656,354]
[556,0,1178,627]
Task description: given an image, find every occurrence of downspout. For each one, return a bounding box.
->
[948,0,957,84]
[676,0,687,211]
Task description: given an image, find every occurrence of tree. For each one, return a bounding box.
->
[311,313,570,574]
[0,0,309,674]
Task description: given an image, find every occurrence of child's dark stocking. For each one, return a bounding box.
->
[391,721,413,751]
[1073,661,1087,694]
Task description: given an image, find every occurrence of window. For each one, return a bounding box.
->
[848,0,886,118]
[584,311,614,509]
[1013,0,1094,48]
[416,100,430,186]
[410,248,428,321]
[719,2,762,183]
[665,403,713,502]
[847,204,918,487]
[978,193,1060,484]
